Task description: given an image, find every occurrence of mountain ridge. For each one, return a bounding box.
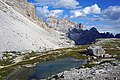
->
[3,0,41,25]
[0,0,73,52]
[67,27,120,45]
[46,16,77,33]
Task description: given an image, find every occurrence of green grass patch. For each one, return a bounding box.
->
[105,49,120,58]
[0,53,16,66]
[95,39,120,48]
[83,63,96,68]
[61,50,88,59]
[0,66,14,80]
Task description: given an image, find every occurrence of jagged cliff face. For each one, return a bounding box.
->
[46,16,77,33]
[5,0,60,34]
[3,0,42,25]
[2,0,59,37]
[3,0,77,33]
[68,27,115,45]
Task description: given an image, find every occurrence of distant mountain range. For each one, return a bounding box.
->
[67,27,120,45]
[43,15,120,45]
[45,16,120,45]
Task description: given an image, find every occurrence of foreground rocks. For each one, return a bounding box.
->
[50,61,120,80]
[49,45,120,80]
[87,46,105,57]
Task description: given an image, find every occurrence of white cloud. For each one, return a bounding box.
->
[34,0,56,3]
[35,6,63,20]
[88,6,120,24]
[102,6,120,23]
[80,6,120,34]
[33,0,80,9]
[70,10,85,18]
[48,10,64,18]
[35,6,49,19]
[33,0,57,6]
[34,0,41,2]
[70,4,101,18]
[83,4,101,14]
[64,14,69,18]
[54,0,80,9]
[97,25,119,34]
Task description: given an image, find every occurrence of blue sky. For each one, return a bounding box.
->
[27,0,120,34]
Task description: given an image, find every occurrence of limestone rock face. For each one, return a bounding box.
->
[87,46,105,57]
[0,0,73,52]
[46,16,77,33]
[3,0,41,25]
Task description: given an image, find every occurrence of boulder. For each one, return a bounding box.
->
[87,46,105,57]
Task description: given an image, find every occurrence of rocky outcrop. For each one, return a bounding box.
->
[3,0,42,25]
[67,27,115,45]
[50,62,120,80]
[87,46,105,57]
[68,27,100,45]
[46,16,77,33]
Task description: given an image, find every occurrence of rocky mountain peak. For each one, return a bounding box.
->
[3,0,42,25]
[46,16,77,33]
[67,27,117,45]
[89,27,98,32]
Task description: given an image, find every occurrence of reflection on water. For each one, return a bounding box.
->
[29,58,86,79]
[7,58,86,80]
